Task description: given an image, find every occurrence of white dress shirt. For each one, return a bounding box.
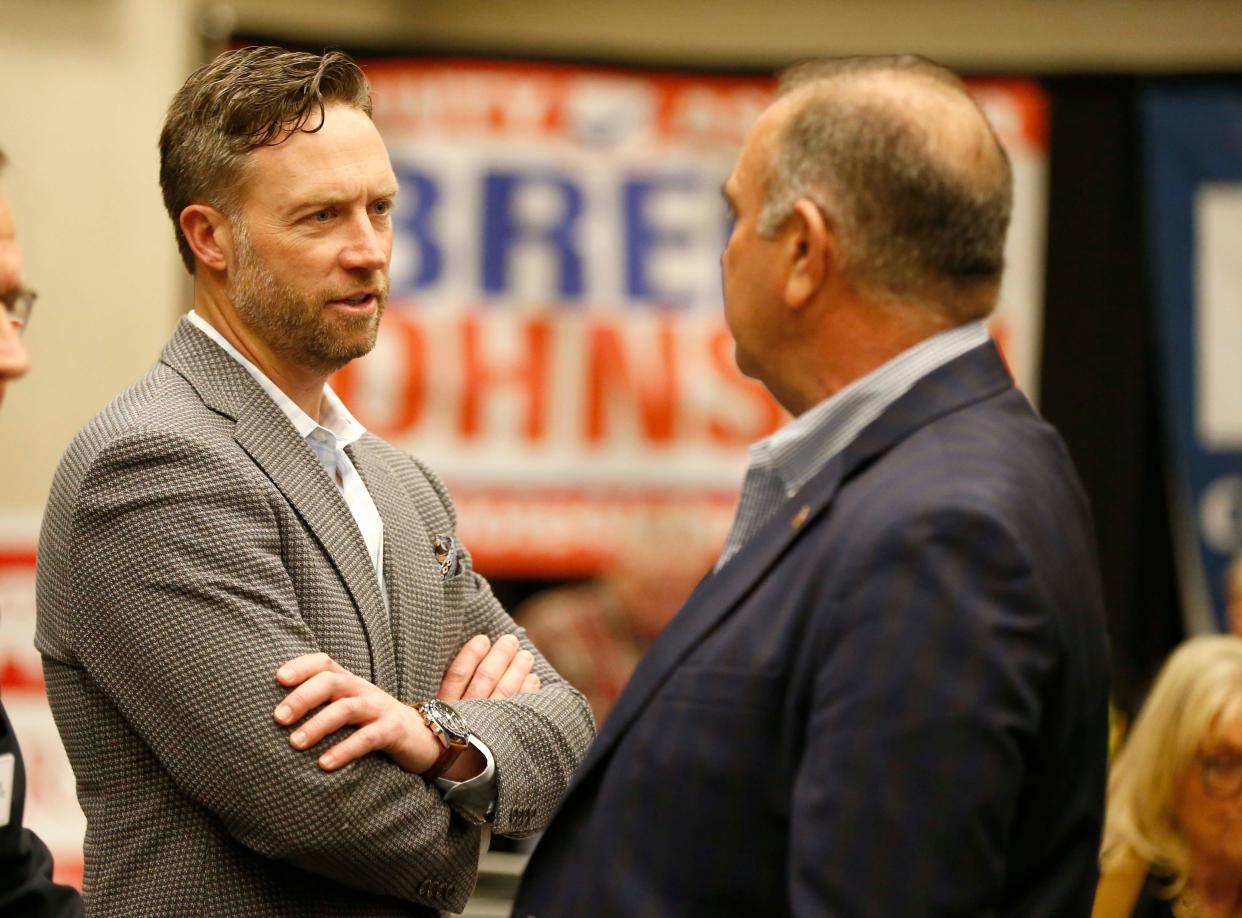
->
[187,311,386,604]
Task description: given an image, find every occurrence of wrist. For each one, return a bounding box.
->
[408,705,444,773]
[411,699,472,780]
[440,743,486,782]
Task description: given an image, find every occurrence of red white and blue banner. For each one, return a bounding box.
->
[334,58,1052,577]
[1143,86,1242,631]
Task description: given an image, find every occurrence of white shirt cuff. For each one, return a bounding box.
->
[433,735,496,825]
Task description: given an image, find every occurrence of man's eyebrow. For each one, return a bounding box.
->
[287,186,400,216]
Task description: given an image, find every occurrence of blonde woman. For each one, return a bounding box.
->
[1094,634,1242,917]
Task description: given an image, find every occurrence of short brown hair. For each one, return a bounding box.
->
[159,46,372,273]
[761,55,1012,322]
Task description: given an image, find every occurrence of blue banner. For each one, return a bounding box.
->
[1143,86,1242,630]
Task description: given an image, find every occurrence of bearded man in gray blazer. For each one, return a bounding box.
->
[35,47,593,917]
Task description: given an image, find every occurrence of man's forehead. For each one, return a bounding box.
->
[732,101,788,190]
[244,107,396,199]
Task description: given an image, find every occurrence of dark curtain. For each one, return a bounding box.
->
[1039,76,1184,716]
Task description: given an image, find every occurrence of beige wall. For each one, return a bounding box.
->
[1,0,1241,516]
[0,0,198,515]
[233,0,1242,71]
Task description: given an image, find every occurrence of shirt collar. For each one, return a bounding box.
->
[752,319,990,496]
[187,310,366,447]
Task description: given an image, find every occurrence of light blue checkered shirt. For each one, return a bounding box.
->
[715,320,991,571]
[187,311,386,605]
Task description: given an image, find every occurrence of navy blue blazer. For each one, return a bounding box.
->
[513,342,1109,917]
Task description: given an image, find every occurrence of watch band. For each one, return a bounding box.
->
[414,701,471,780]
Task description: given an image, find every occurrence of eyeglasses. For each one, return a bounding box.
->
[2,287,36,336]
[1198,753,1242,799]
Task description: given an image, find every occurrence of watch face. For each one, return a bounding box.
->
[422,699,471,744]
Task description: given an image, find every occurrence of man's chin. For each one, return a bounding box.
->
[309,324,382,372]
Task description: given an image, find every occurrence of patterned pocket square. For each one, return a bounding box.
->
[432,533,464,579]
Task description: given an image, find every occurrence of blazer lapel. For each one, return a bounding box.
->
[570,452,848,784]
[160,319,397,688]
[347,440,453,698]
[566,340,1016,789]
[841,339,1014,475]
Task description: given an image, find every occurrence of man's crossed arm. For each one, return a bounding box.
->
[274,633,543,779]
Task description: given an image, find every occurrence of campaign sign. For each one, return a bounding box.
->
[1143,87,1242,629]
[335,59,1051,576]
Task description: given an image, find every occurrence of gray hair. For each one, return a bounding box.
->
[758,56,1012,321]
[159,46,372,274]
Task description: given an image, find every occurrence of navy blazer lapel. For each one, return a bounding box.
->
[566,340,1015,789]
[572,451,849,783]
[841,339,1014,475]
[160,319,396,686]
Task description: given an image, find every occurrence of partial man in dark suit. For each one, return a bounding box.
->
[0,148,81,916]
[35,48,592,916]
[514,55,1110,917]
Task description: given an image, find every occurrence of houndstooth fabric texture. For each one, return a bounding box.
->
[35,319,594,917]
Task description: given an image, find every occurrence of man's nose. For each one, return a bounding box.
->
[339,213,389,273]
[0,314,30,398]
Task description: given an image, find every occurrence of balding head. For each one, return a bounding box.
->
[758,55,1012,321]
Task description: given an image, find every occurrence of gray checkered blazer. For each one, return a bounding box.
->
[35,319,594,917]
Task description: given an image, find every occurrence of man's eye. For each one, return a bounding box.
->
[312,209,333,222]
[372,200,392,217]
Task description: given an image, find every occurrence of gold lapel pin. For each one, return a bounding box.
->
[791,504,811,529]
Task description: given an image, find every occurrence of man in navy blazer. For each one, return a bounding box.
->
[514,55,1110,917]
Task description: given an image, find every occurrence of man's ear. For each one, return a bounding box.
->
[783,198,834,309]
[179,204,235,273]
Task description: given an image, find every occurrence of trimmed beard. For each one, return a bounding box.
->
[228,219,387,375]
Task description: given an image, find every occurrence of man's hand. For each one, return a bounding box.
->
[437,633,541,701]
[274,636,539,773]
[275,654,439,773]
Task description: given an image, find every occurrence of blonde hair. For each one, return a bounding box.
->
[1101,634,1242,892]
